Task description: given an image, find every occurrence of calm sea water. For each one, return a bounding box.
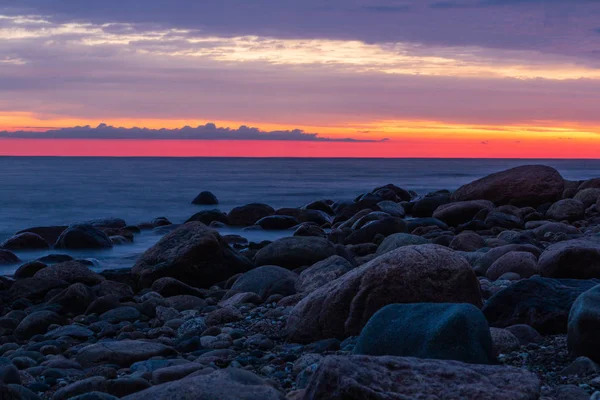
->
[1,157,599,274]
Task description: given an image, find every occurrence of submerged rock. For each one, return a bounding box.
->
[54,224,113,250]
[192,191,218,205]
[1,232,49,251]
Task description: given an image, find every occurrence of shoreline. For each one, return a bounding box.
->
[0,164,599,399]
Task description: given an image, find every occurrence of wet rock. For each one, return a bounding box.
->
[192,191,218,205]
[296,256,353,294]
[13,262,47,280]
[54,224,113,249]
[1,233,49,251]
[186,210,229,225]
[354,303,495,364]
[132,222,253,288]
[256,215,299,230]
[16,226,67,247]
[452,165,564,207]
[0,250,20,265]
[539,239,600,279]
[227,265,297,300]
[568,285,600,362]
[303,355,540,400]
[486,251,539,281]
[122,368,285,400]
[75,340,176,367]
[433,200,495,226]
[228,203,275,226]
[33,261,104,285]
[374,233,428,255]
[546,199,585,222]
[287,244,482,342]
[483,276,600,334]
[254,237,336,270]
[14,311,65,341]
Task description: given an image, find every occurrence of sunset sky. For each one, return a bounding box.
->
[1,1,600,157]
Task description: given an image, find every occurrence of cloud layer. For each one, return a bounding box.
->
[0,123,384,142]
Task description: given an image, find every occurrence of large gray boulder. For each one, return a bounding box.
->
[122,368,285,400]
[287,244,482,343]
[132,222,253,288]
[539,239,600,279]
[354,303,496,365]
[452,165,564,207]
[302,355,540,400]
[254,237,336,270]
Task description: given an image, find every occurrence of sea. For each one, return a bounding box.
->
[1,157,599,275]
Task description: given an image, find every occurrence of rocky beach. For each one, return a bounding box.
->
[1,164,600,399]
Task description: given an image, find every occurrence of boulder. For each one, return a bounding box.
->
[34,261,105,285]
[287,244,482,342]
[16,226,67,246]
[483,276,600,334]
[192,191,218,205]
[177,317,208,340]
[7,277,68,301]
[486,251,539,281]
[412,194,451,218]
[452,165,564,207]
[546,199,585,222]
[375,233,428,255]
[296,256,354,293]
[14,311,65,340]
[186,210,228,225]
[0,250,19,265]
[484,211,522,229]
[568,285,600,362]
[131,222,253,288]
[354,303,495,364]
[539,239,600,279]
[54,224,113,249]
[432,200,495,226]
[574,188,600,208]
[1,233,49,251]
[474,244,542,276]
[13,261,47,279]
[254,237,336,270]
[122,368,285,400]
[76,340,176,367]
[376,201,405,218]
[303,355,540,400]
[227,265,297,299]
[228,203,274,226]
[276,208,331,226]
[151,277,203,298]
[449,231,485,252]
[344,217,406,245]
[48,283,96,314]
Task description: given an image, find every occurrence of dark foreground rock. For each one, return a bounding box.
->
[76,340,176,367]
[132,222,253,288]
[568,285,600,362]
[539,239,600,279]
[287,244,482,342]
[254,237,337,270]
[302,355,541,400]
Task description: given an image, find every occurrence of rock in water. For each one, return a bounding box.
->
[483,276,600,334]
[0,250,20,265]
[122,368,285,400]
[302,355,540,400]
[132,222,253,288]
[1,232,49,251]
[254,237,337,270]
[192,191,218,205]
[228,203,275,226]
[287,244,482,343]
[539,239,600,279]
[354,303,496,365]
[568,285,600,362]
[54,224,113,249]
[452,165,564,207]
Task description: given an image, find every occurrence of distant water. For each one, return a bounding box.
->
[1,157,599,275]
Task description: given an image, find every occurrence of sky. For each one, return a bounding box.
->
[1,0,600,157]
